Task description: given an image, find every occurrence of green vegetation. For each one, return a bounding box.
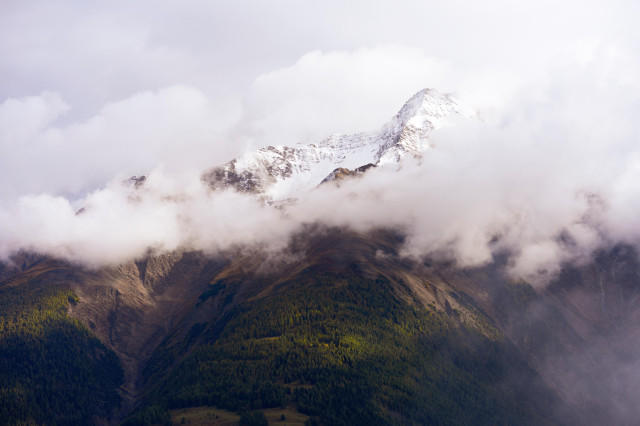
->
[0,283,123,425]
[133,266,560,425]
[121,404,172,426]
[169,404,309,426]
[239,410,268,426]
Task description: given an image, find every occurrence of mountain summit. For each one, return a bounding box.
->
[202,89,473,203]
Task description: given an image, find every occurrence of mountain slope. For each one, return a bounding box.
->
[0,261,123,425]
[127,228,568,426]
[2,229,638,425]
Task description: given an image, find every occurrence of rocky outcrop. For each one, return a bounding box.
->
[65,251,227,413]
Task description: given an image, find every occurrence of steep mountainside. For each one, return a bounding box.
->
[124,228,572,426]
[0,260,123,425]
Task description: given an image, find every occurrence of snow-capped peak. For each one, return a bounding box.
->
[375,88,472,165]
[202,89,472,202]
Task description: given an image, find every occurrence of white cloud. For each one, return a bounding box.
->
[236,46,451,149]
[3,0,636,118]
[0,86,241,199]
[0,1,639,285]
[0,91,69,146]
[0,169,293,267]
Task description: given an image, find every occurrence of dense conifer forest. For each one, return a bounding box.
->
[125,266,563,425]
[0,282,123,425]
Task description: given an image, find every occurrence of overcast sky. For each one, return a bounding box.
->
[1,0,640,279]
[2,0,639,196]
[3,1,637,109]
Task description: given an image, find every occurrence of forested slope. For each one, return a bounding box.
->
[0,265,123,425]
[125,246,567,425]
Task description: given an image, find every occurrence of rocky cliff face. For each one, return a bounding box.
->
[63,251,228,414]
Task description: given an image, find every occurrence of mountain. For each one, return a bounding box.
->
[202,89,472,203]
[0,230,572,426]
[1,89,639,425]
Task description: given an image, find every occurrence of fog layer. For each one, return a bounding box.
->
[0,45,638,285]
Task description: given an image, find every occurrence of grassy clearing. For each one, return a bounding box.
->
[170,403,308,425]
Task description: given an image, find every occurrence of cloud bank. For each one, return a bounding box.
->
[0,41,639,287]
[0,85,240,199]
[0,170,295,267]
[1,0,640,284]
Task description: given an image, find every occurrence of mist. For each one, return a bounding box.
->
[289,50,640,284]
[1,1,639,283]
[1,43,639,288]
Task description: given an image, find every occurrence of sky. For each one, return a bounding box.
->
[1,0,640,280]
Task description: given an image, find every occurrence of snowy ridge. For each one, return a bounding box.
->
[202,89,472,202]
